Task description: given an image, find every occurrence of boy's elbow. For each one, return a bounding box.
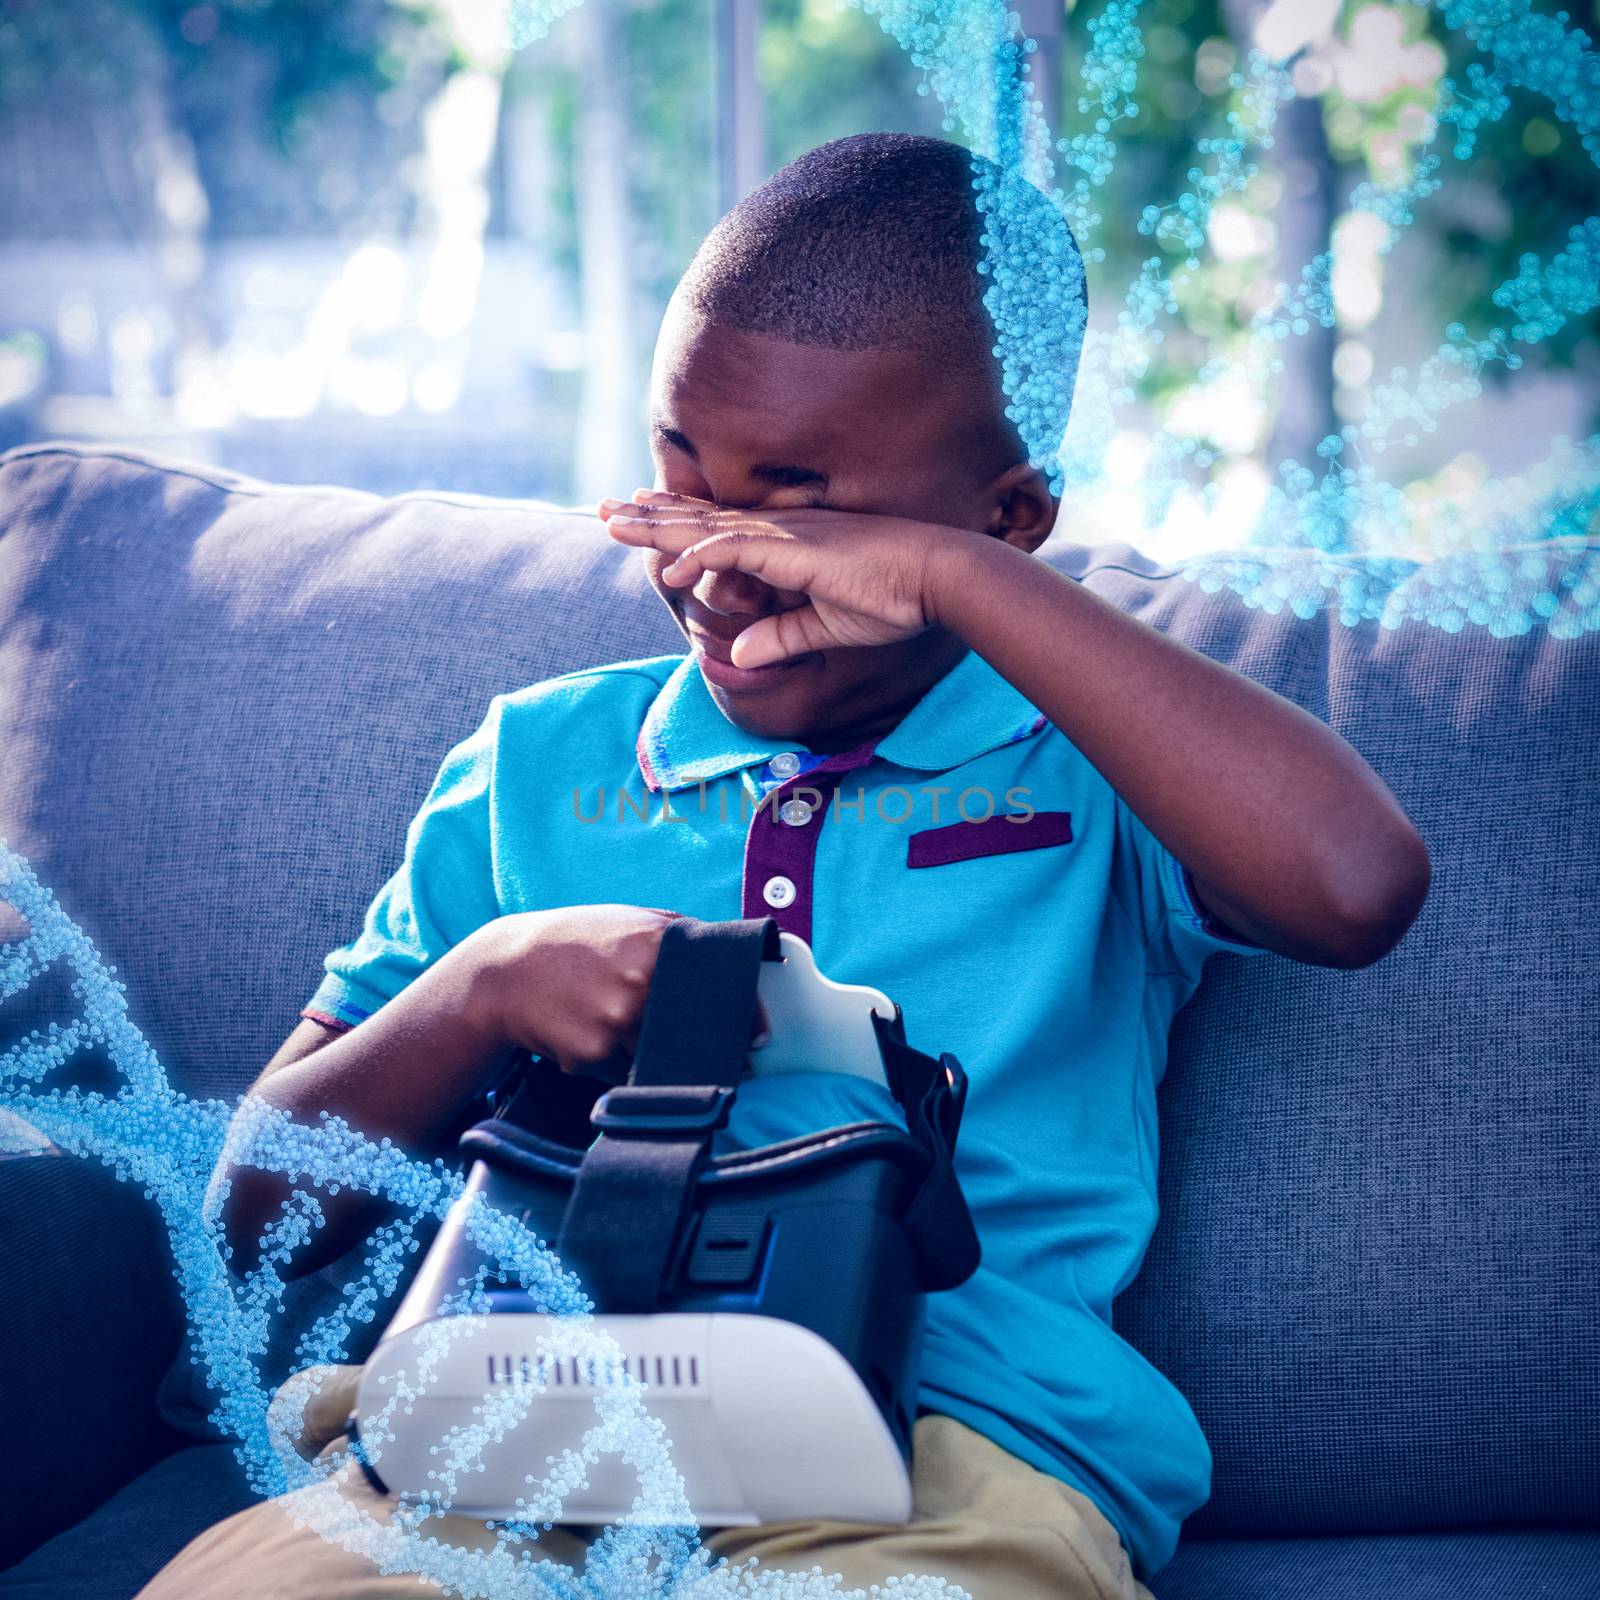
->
[213,1162,277,1277]
[1319,825,1432,969]
[213,1102,402,1278]
[215,1164,365,1281]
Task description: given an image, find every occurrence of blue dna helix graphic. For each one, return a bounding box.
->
[0,841,973,1598]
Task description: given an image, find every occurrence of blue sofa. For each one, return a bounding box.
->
[0,441,1595,1598]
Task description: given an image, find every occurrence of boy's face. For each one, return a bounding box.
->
[642,301,1055,750]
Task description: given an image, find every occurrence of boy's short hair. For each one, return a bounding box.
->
[676,130,1087,482]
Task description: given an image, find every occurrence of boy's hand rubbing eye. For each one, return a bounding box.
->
[600,485,973,671]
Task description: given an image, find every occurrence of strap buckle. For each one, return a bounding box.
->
[589,1083,736,1137]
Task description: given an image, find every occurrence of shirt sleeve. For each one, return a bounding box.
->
[1112,791,1276,985]
[302,695,505,1029]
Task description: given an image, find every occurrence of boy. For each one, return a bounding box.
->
[144,132,1429,1599]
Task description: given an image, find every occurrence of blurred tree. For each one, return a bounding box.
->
[571,0,648,499]
[0,0,460,238]
[760,0,951,168]
[1220,0,1340,470]
[0,0,462,435]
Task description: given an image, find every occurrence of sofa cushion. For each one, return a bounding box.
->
[0,1153,187,1568]
[1,441,1595,1543]
[0,1443,259,1598]
[1149,1528,1600,1599]
[0,442,683,1102]
[1067,541,1600,1538]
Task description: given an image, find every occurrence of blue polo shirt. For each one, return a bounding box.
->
[305,646,1275,1579]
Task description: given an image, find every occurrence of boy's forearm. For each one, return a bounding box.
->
[928,536,1430,967]
[218,931,515,1275]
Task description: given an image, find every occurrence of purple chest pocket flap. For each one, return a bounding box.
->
[906,809,1073,869]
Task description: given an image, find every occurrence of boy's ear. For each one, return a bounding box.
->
[982,461,1059,555]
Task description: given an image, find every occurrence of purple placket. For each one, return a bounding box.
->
[740,740,879,943]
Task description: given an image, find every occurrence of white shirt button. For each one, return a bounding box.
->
[762,875,797,909]
[778,797,815,827]
[768,751,801,778]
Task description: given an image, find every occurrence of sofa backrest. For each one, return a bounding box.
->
[2,441,1595,1537]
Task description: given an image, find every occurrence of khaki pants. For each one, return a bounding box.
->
[140,1364,1156,1600]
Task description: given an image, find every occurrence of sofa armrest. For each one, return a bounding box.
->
[0,1150,188,1568]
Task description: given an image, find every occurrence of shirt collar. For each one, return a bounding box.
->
[636,647,1047,793]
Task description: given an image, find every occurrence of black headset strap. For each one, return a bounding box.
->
[875,1019,981,1292]
[553,917,776,1310]
[541,916,979,1307]
[627,916,781,1088]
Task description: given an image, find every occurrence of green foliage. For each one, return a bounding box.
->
[761,0,951,166]
[1078,0,1231,291]
[1425,12,1598,372]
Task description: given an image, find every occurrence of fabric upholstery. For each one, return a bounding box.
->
[0,443,1594,1571]
[0,1443,259,1598]
[1064,542,1600,1537]
[1149,1528,1600,1599]
[0,1152,187,1567]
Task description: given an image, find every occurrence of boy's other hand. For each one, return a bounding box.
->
[470,905,768,1084]
[598,489,963,669]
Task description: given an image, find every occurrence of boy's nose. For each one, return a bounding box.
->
[690,563,781,615]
